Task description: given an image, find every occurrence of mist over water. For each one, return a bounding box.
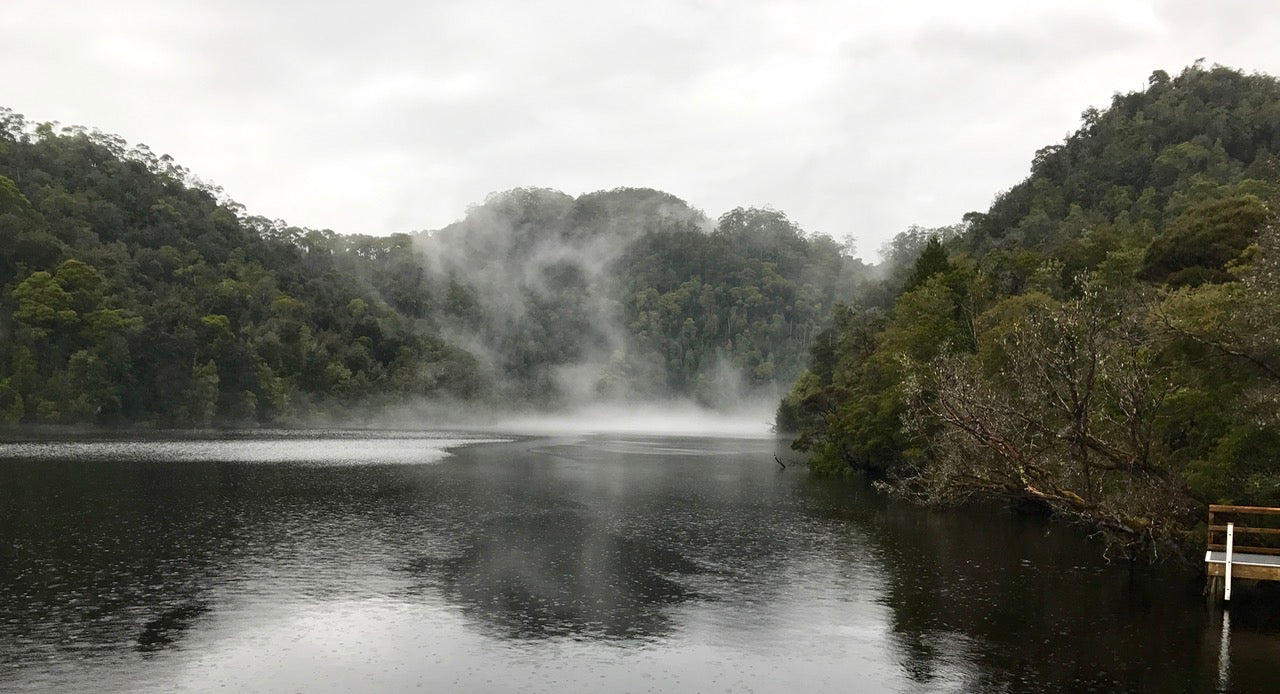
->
[487,399,778,438]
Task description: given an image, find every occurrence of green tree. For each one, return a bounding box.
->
[900,278,1196,558]
[902,237,952,292]
[180,360,220,426]
[1139,194,1270,285]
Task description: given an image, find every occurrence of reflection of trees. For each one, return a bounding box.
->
[136,602,211,652]
[397,437,804,643]
[403,507,703,640]
[799,478,1221,691]
[14,435,1242,690]
[0,455,247,664]
[1,433,808,675]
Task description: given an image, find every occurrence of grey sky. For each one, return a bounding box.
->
[4,0,1280,257]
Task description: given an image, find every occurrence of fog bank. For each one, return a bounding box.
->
[479,400,777,439]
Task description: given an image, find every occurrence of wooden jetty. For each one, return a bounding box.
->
[1205,504,1280,601]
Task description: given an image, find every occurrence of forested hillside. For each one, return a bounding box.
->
[0,113,486,426]
[779,63,1280,558]
[0,110,865,426]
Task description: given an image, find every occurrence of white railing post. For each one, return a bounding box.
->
[1225,522,1234,601]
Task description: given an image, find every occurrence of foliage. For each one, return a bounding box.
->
[0,111,493,425]
[783,63,1280,559]
[901,280,1199,558]
[1139,193,1269,285]
[0,112,867,425]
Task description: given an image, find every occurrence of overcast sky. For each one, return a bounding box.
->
[4,0,1280,257]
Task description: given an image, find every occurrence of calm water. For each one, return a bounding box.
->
[1,431,1277,692]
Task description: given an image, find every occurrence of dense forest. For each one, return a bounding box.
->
[778,62,1280,558]
[0,110,867,427]
[7,61,1279,558]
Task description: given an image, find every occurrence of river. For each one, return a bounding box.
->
[0,430,1276,692]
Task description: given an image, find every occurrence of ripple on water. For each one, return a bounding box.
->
[1,432,1276,693]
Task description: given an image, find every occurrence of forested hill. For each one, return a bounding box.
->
[0,110,868,426]
[779,62,1280,559]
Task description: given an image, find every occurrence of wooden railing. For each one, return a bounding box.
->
[1208,504,1280,554]
[1206,504,1280,601]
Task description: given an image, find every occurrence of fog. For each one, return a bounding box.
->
[320,185,888,433]
[410,187,736,408]
[292,392,780,440]
[479,399,779,438]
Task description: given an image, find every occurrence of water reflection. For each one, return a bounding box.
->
[136,602,210,653]
[394,436,801,644]
[3,432,1280,692]
[1,457,234,665]
[1217,609,1231,692]
[799,478,1280,692]
[0,433,496,673]
[403,510,703,640]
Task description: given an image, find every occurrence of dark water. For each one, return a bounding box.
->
[0,431,1276,692]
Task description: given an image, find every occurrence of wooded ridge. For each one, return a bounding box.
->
[778,62,1280,558]
[0,111,871,426]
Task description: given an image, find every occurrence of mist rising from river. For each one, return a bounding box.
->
[487,400,777,438]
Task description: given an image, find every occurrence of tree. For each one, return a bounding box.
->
[180,360,219,426]
[898,279,1197,558]
[12,270,76,335]
[0,174,61,284]
[1139,194,1270,285]
[902,237,952,292]
[1154,217,1280,504]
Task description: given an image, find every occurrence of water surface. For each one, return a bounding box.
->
[1,431,1276,692]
